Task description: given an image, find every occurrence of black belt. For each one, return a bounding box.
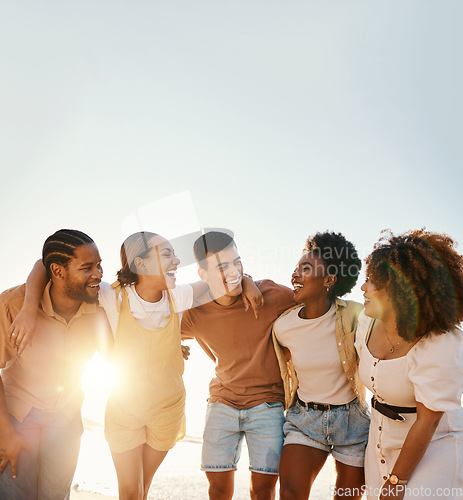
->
[371,396,416,422]
[297,397,352,412]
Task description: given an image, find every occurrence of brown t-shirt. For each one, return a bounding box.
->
[0,283,113,422]
[181,280,296,409]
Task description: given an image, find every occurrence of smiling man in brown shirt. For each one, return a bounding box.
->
[181,231,296,500]
[0,229,112,500]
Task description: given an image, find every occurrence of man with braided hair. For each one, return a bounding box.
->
[0,229,113,500]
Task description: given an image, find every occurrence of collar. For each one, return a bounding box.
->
[40,281,98,321]
[335,297,347,309]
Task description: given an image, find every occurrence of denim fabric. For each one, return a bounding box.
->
[284,398,370,467]
[201,401,285,474]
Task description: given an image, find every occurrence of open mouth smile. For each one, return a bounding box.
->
[226,278,241,285]
[166,269,177,279]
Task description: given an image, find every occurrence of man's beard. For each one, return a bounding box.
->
[65,281,99,304]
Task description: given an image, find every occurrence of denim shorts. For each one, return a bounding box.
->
[201,401,285,474]
[284,398,370,467]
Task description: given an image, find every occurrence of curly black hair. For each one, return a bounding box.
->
[366,229,463,341]
[305,231,361,299]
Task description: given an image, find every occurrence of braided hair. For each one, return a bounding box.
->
[42,229,95,279]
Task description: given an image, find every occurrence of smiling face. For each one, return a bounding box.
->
[61,243,103,304]
[291,251,334,304]
[199,244,243,301]
[361,278,394,320]
[135,235,180,289]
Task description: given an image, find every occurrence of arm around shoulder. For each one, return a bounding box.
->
[8,260,48,354]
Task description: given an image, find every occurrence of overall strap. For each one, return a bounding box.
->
[166,289,179,315]
[111,281,123,313]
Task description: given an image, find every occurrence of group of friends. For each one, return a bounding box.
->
[0,227,462,500]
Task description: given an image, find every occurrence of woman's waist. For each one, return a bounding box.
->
[108,385,186,408]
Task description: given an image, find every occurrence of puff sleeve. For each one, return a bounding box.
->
[408,328,463,412]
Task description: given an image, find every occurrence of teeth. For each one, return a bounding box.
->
[293,283,303,289]
[226,278,241,284]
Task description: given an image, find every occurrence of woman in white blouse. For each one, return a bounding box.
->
[356,229,463,500]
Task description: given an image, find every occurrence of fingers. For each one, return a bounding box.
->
[11,457,17,479]
[8,325,17,345]
[10,332,19,349]
[9,328,32,355]
[249,300,260,320]
[181,345,191,360]
[0,456,7,475]
[9,331,22,352]
[242,295,249,311]
[17,336,29,356]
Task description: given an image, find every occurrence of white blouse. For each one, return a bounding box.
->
[355,311,463,499]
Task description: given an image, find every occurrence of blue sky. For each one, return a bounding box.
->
[1,0,462,302]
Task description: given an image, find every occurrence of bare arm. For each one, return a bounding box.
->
[379,401,443,500]
[9,260,47,354]
[0,378,30,478]
[190,280,209,302]
[241,276,264,319]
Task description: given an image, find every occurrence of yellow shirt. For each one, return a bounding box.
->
[0,283,112,422]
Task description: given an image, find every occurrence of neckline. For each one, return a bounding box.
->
[208,292,242,308]
[297,303,335,322]
[132,285,165,307]
[122,286,177,333]
[364,316,422,361]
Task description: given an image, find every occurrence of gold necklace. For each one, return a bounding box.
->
[385,331,403,353]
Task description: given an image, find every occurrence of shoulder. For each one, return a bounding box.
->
[407,328,463,411]
[0,284,26,315]
[273,304,302,335]
[258,279,296,311]
[98,281,114,299]
[336,299,363,322]
[257,279,293,299]
[355,310,374,341]
[97,281,119,312]
[170,284,194,312]
[275,304,302,323]
[410,327,463,364]
[257,279,288,291]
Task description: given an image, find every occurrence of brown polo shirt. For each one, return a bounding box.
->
[0,282,112,422]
